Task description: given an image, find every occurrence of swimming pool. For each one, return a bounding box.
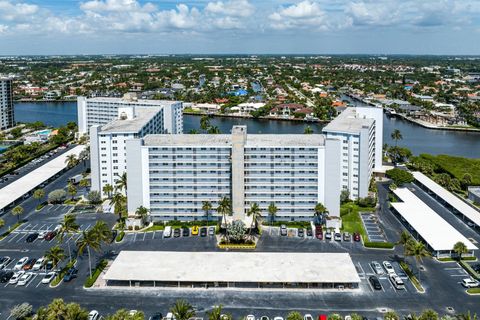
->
[36,129,52,135]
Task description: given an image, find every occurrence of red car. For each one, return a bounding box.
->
[44,231,57,241]
[318,315,327,320]
[23,258,37,270]
[315,225,323,240]
[353,232,361,242]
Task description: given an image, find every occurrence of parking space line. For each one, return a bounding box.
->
[152,231,155,239]
[35,276,43,288]
[133,233,137,242]
[16,233,28,243]
[25,274,38,288]
[142,233,146,241]
[84,224,92,231]
[7,233,20,243]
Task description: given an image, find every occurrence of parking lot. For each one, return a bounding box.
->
[360,213,388,242]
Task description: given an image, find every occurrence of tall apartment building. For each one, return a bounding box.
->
[126,126,343,222]
[77,93,183,135]
[90,106,165,193]
[0,78,15,130]
[322,106,382,199]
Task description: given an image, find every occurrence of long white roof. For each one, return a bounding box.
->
[413,171,480,227]
[103,251,361,284]
[391,187,477,251]
[0,145,85,211]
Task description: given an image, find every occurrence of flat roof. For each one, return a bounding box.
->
[103,251,361,284]
[100,107,162,133]
[323,107,374,134]
[391,187,477,251]
[413,171,480,227]
[86,97,180,106]
[0,145,85,211]
[143,133,325,147]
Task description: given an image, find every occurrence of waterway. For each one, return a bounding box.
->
[14,101,480,158]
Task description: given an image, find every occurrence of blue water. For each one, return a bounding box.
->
[14,101,480,158]
[36,129,52,135]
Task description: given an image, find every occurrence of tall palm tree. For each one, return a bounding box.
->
[200,115,210,131]
[44,245,65,270]
[267,203,278,226]
[102,184,114,199]
[207,126,220,134]
[458,312,478,320]
[58,214,79,262]
[91,220,113,243]
[391,129,402,147]
[453,241,468,261]
[76,229,101,278]
[314,202,328,224]
[109,192,126,222]
[216,196,232,239]
[12,205,24,223]
[65,154,78,168]
[170,300,196,320]
[135,206,149,226]
[115,172,127,194]
[33,189,45,205]
[207,305,229,320]
[397,230,412,257]
[246,203,262,238]
[202,201,213,225]
[405,239,430,280]
[67,183,77,201]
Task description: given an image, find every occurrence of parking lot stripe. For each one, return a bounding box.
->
[7,233,20,243]
[142,233,146,241]
[133,233,137,242]
[35,277,43,288]
[152,231,155,239]
[25,274,38,288]
[16,233,27,243]
[84,224,92,231]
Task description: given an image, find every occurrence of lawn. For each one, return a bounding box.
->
[467,288,480,294]
[420,154,480,185]
[340,202,374,242]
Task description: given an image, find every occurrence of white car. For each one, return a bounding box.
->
[389,274,405,290]
[33,257,45,271]
[461,278,480,288]
[273,317,284,320]
[41,272,56,284]
[17,272,34,286]
[9,271,25,284]
[345,316,352,320]
[371,261,384,275]
[38,231,48,239]
[13,257,29,270]
[304,315,314,320]
[165,312,176,320]
[383,261,395,274]
[88,310,100,320]
[246,315,255,320]
[164,226,172,238]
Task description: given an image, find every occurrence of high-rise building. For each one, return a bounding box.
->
[77,93,183,135]
[0,78,15,130]
[89,106,165,193]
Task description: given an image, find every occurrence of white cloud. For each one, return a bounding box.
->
[0,0,38,22]
[205,0,254,18]
[269,1,328,30]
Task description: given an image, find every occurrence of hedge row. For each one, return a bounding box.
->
[364,241,395,249]
[460,260,480,280]
[84,259,108,288]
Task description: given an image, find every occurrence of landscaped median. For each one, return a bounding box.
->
[218,242,257,250]
[364,241,395,249]
[460,260,480,280]
[467,288,480,295]
[115,231,125,243]
[84,259,108,288]
[0,221,24,241]
[400,261,425,293]
[50,259,77,287]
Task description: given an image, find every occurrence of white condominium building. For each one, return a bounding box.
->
[77,93,183,135]
[90,106,165,193]
[0,78,14,130]
[322,106,382,199]
[125,125,344,222]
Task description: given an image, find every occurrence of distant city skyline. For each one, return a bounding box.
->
[0,0,479,55]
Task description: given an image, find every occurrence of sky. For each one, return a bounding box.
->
[0,0,479,55]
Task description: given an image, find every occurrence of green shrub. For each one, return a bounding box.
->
[51,259,76,287]
[364,242,395,249]
[84,260,108,288]
[115,231,125,242]
[134,226,139,231]
[460,261,480,280]
[386,168,414,185]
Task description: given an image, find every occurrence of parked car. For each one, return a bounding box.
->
[23,258,37,270]
[44,261,54,271]
[149,313,163,320]
[44,231,57,241]
[472,264,480,273]
[173,228,180,238]
[297,228,304,237]
[304,314,314,320]
[369,275,382,290]
[306,228,313,237]
[164,226,172,238]
[208,226,215,236]
[14,257,29,270]
[461,278,480,288]
[33,257,45,271]
[334,232,342,241]
[41,272,56,284]
[191,226,199,236]
[260,316,269,320]
[246,315,256,320]
[371,261,384,275]
[343,232,351,241]
[182,227,190,237]
[0,270,14,283]
[383,261,395,274]
[88,310,100,320]
[273,317,284,320]
[280,225,287,236]
[200,227,207,237]
[353,232,361,242]
[38,231,48,239]
[325,230,332,240]
[318,315,327,320]
[63,267,78,282]
[389,274,405,290]
[26,233,39,243]
[17,272,34,286]
[9,271,25,284]
[315,225,323,240]
[0,256,12,269]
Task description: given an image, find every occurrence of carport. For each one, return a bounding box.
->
[103,251,361,290]
[390,187,477,258]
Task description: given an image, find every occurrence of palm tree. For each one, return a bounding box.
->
[135,206,149,226]
[115,172,127,194]
[79,179,89,189]
[267,203,278,226]
[453,241,468,261]
[0,218,4,229]
[202,201,213,225]
[109,192,126,222]
[65,154,78,168]
[91,220,112,244]
[216,196,232,239]
[246,202,262,238]
[33,189,45,205]
[44,245,65,270]
[170,300,196,320]
[405,239,430,280]
[12,205,24,223]
[304,126,314,134]
[57,214,79,262]
[458,312,478,320]
[67,183,77,201]
[207,305,230,320]
[200,115,210,131]
[76,229,101,278]
[102,184,114,199]
[314,202,328,224]
[391,129,402,147]
[207,126,220,134]
[397,230,412,257]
